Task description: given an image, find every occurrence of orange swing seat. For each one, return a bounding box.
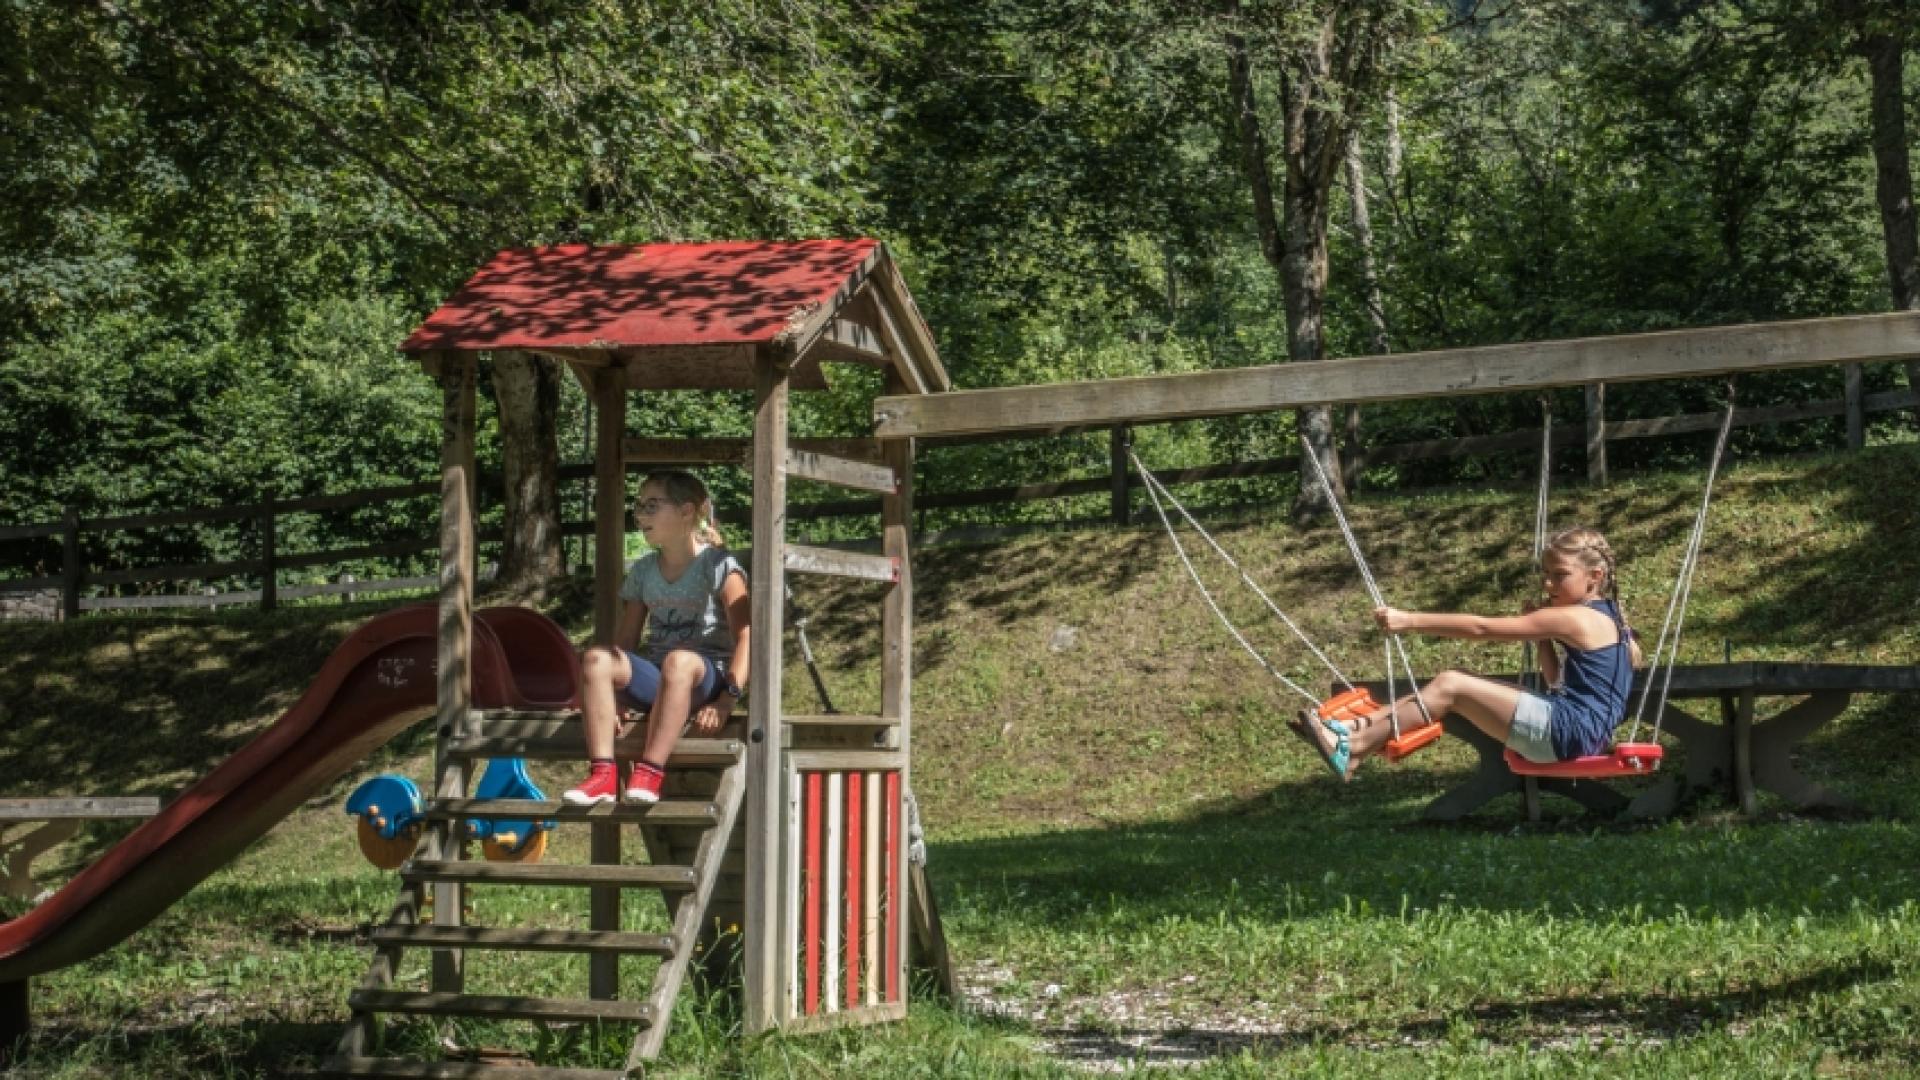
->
[1318,687,1445,763]
[1503,742,1664,779]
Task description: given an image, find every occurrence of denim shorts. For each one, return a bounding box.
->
[1506,691,1557,764]
[618,648,725,709]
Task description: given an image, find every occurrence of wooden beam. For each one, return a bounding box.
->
[624,437,886,467]
[0,798,160,820]
[744,347,791,1035]
[864,283,930,397]
[871,311,1920,439]
[809,319,889,367]
[879,368,914,1016]
[871,248,950,392]
[784,544,899,584]
[786,449,898,495]
[432,353,477,994]
[590,363,627,1001]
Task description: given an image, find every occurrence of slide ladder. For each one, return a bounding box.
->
[328,708,750,1078]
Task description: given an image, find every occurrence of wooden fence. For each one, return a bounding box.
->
[3,386,1913,617]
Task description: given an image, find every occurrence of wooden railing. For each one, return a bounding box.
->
[3,387,1913,616]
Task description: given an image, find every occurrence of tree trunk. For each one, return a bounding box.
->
[1278,15,1355,518]
[1859,20,1920,407]
[492,349,564,586]
[1343,127,1391,490]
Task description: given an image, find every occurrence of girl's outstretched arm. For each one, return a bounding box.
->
[1374,605,1585,645]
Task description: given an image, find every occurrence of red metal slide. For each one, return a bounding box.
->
[0,604,578,1013]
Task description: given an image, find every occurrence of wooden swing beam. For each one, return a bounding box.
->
[871,311,1920,439]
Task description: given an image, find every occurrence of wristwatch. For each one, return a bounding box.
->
[719,671,745,699]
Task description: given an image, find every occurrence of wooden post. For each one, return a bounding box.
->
[1844,363,1865,449]
[745,348,791,1034]
[590,365,627,1000]
[881,370,915,1013]
[59,507,80,621]
[1584,383,1607,486]
[1730,687,1758,816]
[259,495,277,612]
[432,353,476,993]
[1108,426,1131,525]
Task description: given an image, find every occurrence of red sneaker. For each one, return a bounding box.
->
[624,762,664,805]
[563,762,619,806]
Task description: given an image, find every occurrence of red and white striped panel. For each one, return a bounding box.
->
[795,769,903,1017]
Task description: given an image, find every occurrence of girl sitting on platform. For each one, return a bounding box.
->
[564,470,750,806]
[1290,526,1644,781]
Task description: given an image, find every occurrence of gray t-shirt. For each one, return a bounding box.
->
[618,546,746,662]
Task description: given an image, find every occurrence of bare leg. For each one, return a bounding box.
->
[579,646,634,760]
[641,650,708,766]
[1346,670,1524,760]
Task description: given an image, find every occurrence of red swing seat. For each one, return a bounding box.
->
[1317,687,1445,763]
[1503,741,1664,779]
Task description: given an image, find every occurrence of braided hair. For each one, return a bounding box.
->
[1544,526,1641,665]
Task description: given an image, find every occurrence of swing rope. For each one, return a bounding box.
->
[1520,397,1553,694]
[1624,385,1738,746]
[1132,453,1331,707]
[1299,437,1434,737]
[1130,453,1356,695]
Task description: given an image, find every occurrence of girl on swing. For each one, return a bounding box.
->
[564,470,750,806]
[1291,526,1645,781]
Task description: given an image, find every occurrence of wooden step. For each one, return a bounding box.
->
[348,989,653,1024]
[424,799,719,825]
[329,1057,620,1079]
[401,860,696,890]
[445,732,743,765]
[369,925,676,956]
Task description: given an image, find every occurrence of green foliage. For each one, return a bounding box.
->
[1,0,1914,583]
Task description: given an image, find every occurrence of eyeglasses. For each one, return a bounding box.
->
[636,498,673,515]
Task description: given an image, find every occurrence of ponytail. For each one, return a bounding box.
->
[642,469,725,548]
[696,498,726,548]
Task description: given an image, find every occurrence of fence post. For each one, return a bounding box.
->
[60,506,81,620]
[1584,383,1608,486]
[1844,363,1865,450]
[259,494,277,612]
[1109,425,1132,525]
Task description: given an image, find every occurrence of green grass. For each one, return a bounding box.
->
[3,442,1919,1076]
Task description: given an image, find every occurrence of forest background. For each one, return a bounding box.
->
[3,0,1916,590]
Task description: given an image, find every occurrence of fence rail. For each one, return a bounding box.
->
[3,385,1913,618]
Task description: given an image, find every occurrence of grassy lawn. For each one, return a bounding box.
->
[2,441,1918,1077]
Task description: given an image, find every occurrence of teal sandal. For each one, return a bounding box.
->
[1288,711,1353,781]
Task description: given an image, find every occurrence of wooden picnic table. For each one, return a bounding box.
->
[0,798,162,900]
[1354,663,1920,821]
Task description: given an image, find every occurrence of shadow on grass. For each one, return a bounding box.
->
[0,600,443,869]
[12,1016,339,1079]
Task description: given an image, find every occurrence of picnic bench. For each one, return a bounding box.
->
[1353,663,1920,821]
[0,798,162,900]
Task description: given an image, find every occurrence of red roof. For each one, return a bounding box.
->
[401,239,882,353]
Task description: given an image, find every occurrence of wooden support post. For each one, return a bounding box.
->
[1730,687,1758,816]
[1584,383,1607,486]
[745,348,791,1033]
[881,370,915,1008]
[259,495,277,612]
[1844,363,1865,449]
[590,365,627,1000]
[59,507,80,621]
[432,354,476,993]
[1109,426,1131,525]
